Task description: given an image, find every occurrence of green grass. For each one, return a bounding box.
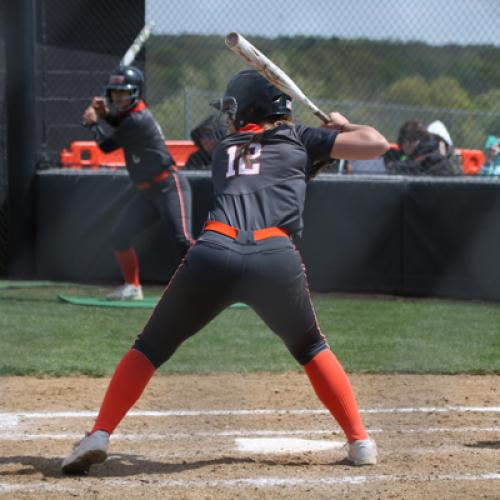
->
[0,284,499,375]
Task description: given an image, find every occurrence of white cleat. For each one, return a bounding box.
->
[61,430,109,475]
[347,438,377,465]
[106,283,143,301]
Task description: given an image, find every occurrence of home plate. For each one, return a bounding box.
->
[236,437,344,454]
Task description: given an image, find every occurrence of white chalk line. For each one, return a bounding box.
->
[1,405,499,420]
[107,442,499,460]
[0,416,18,427]
[0,443,494,464]
[0,430,339,441]
[141,443,500,458]
[0,472,499,494]
[0,427,499,441]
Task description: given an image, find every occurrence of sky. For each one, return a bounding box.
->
[147,0,500,46]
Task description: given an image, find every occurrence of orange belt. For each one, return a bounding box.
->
[204,220,289,241]
[137,168,176,191]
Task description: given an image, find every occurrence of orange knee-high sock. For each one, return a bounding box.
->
[304,349,368,442]
[91,349,155,435]
[115,248,140,286]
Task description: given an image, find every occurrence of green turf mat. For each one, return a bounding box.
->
[0,280,57,289]
[58,294,249,309]
[229,302,248,309]
[58,294,159,308]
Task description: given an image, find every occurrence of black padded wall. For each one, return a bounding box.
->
[36,171,500,301]
[36,171,212,284]
[298,177,405,294]
[403,179,500,299]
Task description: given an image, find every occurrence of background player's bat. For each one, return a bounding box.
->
[225,32,330,124]
[120,23,154,67]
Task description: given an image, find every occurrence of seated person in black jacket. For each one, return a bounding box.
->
[384,120,455,176]
[185,114,221,169]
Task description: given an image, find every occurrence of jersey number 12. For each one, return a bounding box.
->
[226,144,262,178]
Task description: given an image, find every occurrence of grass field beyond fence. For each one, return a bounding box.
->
[0,283,499,376]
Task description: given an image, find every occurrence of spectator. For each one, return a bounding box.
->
[427,120,453,156]
[82,65,193,300]
[384,119,455,176]
[479,135,500,176]
[185,114,223,169]
[427,120,462,175]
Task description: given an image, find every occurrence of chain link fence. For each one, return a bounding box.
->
[15,0,500,172]
[144,1,500,155]
[1,1,497,277]
[34,0,145,168]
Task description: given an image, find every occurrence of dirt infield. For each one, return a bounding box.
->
[0,373,499,499]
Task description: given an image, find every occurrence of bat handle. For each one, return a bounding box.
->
[314,109,331,124]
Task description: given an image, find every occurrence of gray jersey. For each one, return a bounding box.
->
[208,124,337,235]
[94,101,174,185]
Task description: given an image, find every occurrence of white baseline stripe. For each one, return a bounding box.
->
[0,427,498,441]
[0,473,498,493]
[0,483,74,494]
[1,406,499,419]
[0,430,340,441]
[0,444,491,463]
[397,426,500,434]
[107,472,500,486]
[0,415,18,427]
[363,406,500,414]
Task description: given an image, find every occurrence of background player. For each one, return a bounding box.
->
[82,65,193,300]
[62,69,389,473]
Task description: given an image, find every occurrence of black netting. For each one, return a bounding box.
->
[35,0,145,167]
[31,1,500,172]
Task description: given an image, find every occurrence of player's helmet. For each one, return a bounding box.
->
[105,65,144,110]
[211,69,292,129]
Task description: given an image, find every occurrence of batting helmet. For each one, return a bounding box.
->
[212,69,292,129]
[105,65,144,110]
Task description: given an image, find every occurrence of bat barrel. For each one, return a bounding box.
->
[225,32,239,48]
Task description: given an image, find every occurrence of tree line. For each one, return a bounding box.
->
[147,35,500,148]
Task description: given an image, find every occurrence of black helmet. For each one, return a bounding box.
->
[211,69,292,129]
[105,65,144,110]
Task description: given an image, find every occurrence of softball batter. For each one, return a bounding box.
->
[63,69,389,474]
[83,65,193,300]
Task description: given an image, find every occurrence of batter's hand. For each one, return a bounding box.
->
[91,97,109,119]
[323,112,350,132]
[82,105,98,127]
